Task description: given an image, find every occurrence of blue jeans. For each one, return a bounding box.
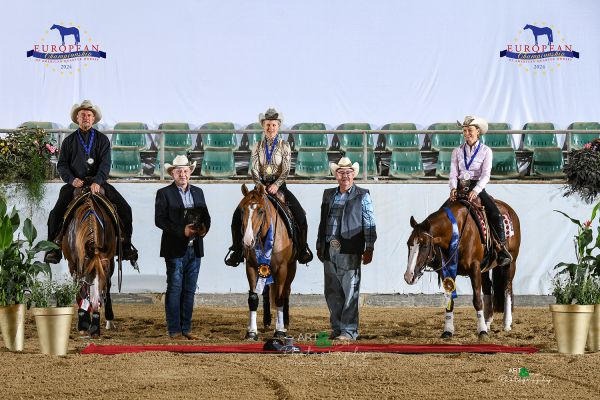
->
[165,247,201,336]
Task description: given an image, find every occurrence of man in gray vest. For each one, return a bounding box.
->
[316,157,377,341]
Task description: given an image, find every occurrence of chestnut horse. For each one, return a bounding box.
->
[404,200,520,339]
[62,190,117,337]
[238,184,296,340]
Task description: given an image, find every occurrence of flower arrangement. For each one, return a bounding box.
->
[552,204,600,304]
[0,127,57,206]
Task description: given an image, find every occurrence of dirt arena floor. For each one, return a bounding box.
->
[2,303,599,399]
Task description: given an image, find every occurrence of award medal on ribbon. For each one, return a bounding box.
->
[254,223,274,295]
[77,129,96,168]
[461,141,480,189]
[264,136,278,176]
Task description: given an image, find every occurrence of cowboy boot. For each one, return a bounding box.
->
[225,226,244,267]
[121,237,138,262]
[495,219,512,267]
[296,223,313,264]
[44,238,62,264]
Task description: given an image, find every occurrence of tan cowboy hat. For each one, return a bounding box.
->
[258,107,283,125]
[165,155,196,175]
[71,100,102,124]
[457,115,488,135]
[330,156,359,176]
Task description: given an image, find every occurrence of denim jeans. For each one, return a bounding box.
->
[165,247,201,335]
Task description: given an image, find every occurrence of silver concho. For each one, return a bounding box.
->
[87,158,95,165]
[329,239,341,249]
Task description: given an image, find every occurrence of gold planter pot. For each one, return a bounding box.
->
[586,304,600,352]
[550,304,595,355]
[32,307,75,356]
[0,304,26,351]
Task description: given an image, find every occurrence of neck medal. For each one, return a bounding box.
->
[264,135,278,175]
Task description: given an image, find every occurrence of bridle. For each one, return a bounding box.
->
[242,192,273,247]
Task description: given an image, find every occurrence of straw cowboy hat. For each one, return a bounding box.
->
[457,115,488,135]
[164,155,197,175]
[259,107,283,125]
[70,100,102,124]
[330,156,359,176]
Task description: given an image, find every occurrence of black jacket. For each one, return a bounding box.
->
[155,183,211,259]
[57,129,111,185]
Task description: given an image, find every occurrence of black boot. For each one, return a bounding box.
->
[494,219,512,267]
[121,238,138,262]
[44,239,62,264]
[296,223,313,264]
[225,222,244,267]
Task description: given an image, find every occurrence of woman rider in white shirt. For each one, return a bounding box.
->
[448,116,512,267]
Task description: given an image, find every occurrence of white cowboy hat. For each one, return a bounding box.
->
[71,100,102,124]
[258,108,283,125]
[164,155,196,175]
[457,115,488,135]
[330,156,359,176]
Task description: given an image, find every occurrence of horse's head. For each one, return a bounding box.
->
[523,24,532,30]
[50,24,58,30]
[239,184,271,250]
[404,216,441,285]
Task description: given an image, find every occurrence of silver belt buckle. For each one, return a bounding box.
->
[329,239,341,249]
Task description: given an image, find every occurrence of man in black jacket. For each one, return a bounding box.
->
[155,155,211,339]
[44,100,137,263]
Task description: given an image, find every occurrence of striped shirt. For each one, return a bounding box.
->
[325,185,376,250]
[449,140,492,194]
[250,135,291,188]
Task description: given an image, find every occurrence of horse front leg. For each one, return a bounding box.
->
[245,263,259,341]
[481,270,493,331]
[503,262,516,332]
[89,274,103,337]
[105,262,116,330]
[470,267,488,339]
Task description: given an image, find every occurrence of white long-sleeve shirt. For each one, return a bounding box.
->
[448,140,492,194]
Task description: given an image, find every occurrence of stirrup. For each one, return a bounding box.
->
[496,247,513,267]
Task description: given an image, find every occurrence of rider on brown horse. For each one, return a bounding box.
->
[44,100,138,264]
[449,116,512,267]
[225,107,313,266]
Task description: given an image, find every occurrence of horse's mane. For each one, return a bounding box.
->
[74,199,106,281]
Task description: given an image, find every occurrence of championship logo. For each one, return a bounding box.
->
[499,23,579,75]
[27,23,107,76]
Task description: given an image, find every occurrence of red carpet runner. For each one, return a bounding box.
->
[81,342,539,355]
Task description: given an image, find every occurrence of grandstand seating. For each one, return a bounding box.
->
[430,122,462,150]
[201,122,237,149]
[567,122,600,150]
[522,122,557,150]
[482,123,513,148]
[389,148,424,179]
[530,148,565,178]
[336,123,374,150]
[382,123,419,150]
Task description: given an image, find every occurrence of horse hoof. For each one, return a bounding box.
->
[440,331,453,339]
[478,331,489,341]
[504,325,512,332]
[273,330,287,338]
[105,320,116,330]
[245,331,258,341]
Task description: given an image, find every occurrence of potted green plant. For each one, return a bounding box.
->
[29,275,80,355]
[550,206,600,354]
[0,197,55,351]
[586,277,600,352]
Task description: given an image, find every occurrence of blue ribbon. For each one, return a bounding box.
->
[264,135,278,169]
[255,223,274,286]
[463,141,481,172]
[442,207,459,299]
[26,50,107,59]
[499,49,579,59]
[77,129,95,157]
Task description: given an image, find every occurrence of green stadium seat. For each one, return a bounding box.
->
[109,149,142,178]
[522,122,557,149]
[430,123,462,150]
[389,149,424,179]
[567,122,600,150]
[295,149,329,177]
[382,123,419,150]
[111,122,148,149]
[337,123,374,150]
[531,148,565,178]
[158,123,192,149]
[19,121,56,129]
[482,123,513,148]
[201,122,237,149]
[344,148,377,176]
[435,148,453,178]
[490,148,519,179]
[244,123,263,150]
[200,148,236,177]
[292,123,328,149]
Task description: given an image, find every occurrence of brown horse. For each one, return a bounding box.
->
[238,184,296,340]
[404,199,520,339]
[62,191,117,337]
